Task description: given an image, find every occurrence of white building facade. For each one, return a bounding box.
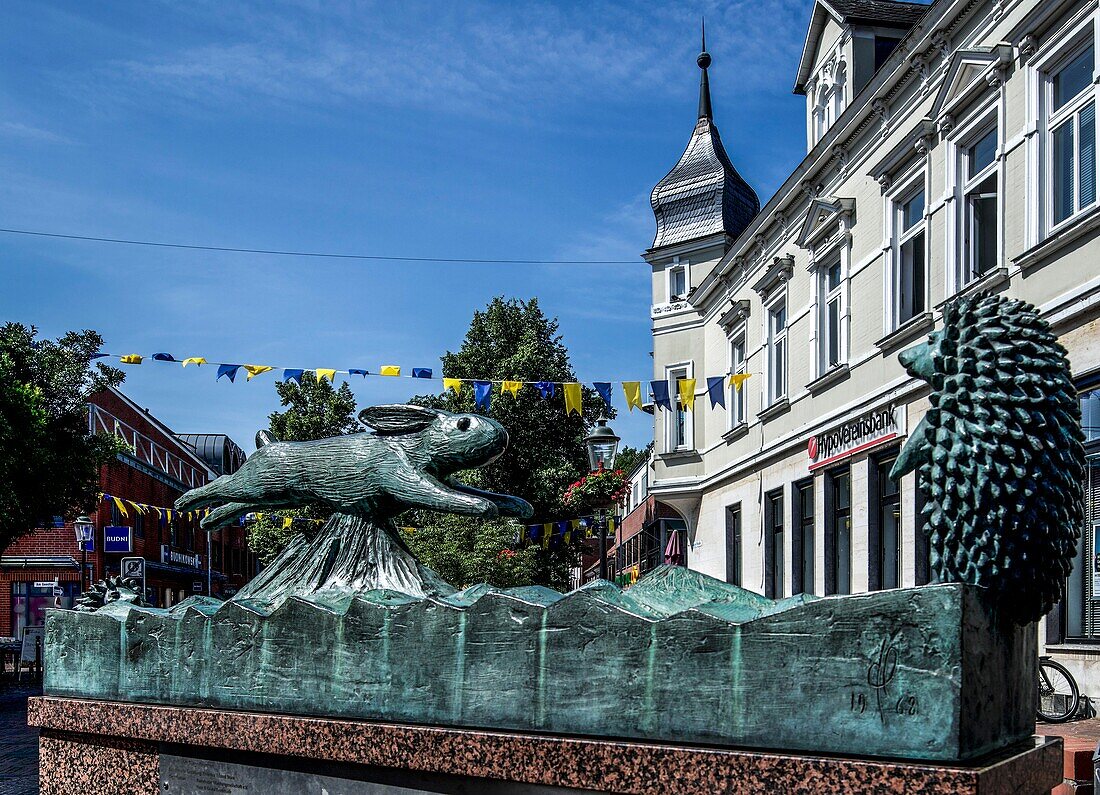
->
[646,0,1100,691]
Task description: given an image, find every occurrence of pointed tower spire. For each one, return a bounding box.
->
[649,22,760,250]
[697,18,712,120]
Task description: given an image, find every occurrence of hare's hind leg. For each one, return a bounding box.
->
[200,502,255,530]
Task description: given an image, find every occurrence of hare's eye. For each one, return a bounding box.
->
[457,417,472,431]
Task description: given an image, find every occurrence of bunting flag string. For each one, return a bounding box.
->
[95,350,758,415]
[99,493,210,525]
[519,515,621,549]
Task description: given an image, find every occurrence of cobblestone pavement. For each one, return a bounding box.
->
[0,683,40,795]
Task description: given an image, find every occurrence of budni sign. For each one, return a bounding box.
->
[103,526,133,554]
[808,404,906,471]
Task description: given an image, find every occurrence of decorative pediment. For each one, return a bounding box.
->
[931,45,1013,121]
[752,255,795,298]
[719,299,751,331]
[796,197,855,250]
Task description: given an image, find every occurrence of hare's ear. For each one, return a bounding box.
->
[359,404,442,435]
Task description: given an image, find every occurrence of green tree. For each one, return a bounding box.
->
[614,443,652,480]
[247,372,359,562]
[402,297,605,590]
[0,323,125,549]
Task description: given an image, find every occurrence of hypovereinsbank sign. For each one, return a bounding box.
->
[807,404,907,471]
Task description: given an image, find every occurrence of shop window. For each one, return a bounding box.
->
[962,126,999,283]
[1048,42,1096,227]
[793,479,815,596]
[10,582,80,640]
[825,467,852,595]
[764,489,785,599]
[134,511,145,539]
[725,503,742,587]
[893,185,926,325]
[869,453,901,591]
[729,334,747,428]
[766,297,788,405]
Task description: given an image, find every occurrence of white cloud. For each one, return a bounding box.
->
[97,0,811,119]
[0,121,73,145]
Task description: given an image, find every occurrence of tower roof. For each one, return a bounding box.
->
[650,30,760,251]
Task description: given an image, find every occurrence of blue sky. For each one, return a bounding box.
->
[1,0,812,452]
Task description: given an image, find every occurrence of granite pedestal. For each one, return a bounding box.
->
[29,696,1062,794]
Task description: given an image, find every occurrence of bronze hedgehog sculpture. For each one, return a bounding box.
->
[891,293,1085,625]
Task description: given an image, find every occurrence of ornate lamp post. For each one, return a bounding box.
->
[584,417,620,582]
[73,515,94,593]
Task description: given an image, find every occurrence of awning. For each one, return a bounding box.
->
[144,560,227,583]
[1,556,79,569]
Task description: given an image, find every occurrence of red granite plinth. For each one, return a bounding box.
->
[28,696,1063,795]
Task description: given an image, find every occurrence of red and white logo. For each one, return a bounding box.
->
[807,436,819,460]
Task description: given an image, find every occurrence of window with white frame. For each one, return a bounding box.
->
[728,333,747,428]
[669,264,687,301]
[819,258,843,372]
[962,125,999,283]
[1047,41,1097,228]
[666,367,693,451]
[893,184,927,325]
[766,298,788,404]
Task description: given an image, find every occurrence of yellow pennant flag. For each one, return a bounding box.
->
[563,382,583,416]
[622,381,643,412]
[182,357,207,367]
[380,365,400,376]
[315,369,337,383]
[678,378,697,411]
[244,365,274,381]
[443,378,463,394]
[501,380,522,397]
[151,506,163,520]
[542,523,553,549]
[166,509,173,523]
[128,500,145,515]
[112,497,129,518]
[282,517,293,530]
[729,373,752,391]
[120,354,143,364]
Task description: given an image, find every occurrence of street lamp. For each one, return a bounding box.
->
[584,417,620,582]
[585,416,620,473]
[73,515,94,593]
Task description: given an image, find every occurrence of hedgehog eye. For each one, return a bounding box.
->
[457,417,471,431]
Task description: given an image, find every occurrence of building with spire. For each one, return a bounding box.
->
[643,0,1100,695]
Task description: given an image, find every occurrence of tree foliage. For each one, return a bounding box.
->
[0,323,125,549]
[247,372,359,562]
[404,297,605,590]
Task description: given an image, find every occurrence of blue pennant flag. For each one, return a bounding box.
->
[527,524,542,544]
[152,352,176,362]
[217,364,242,383]
[707,376,726,409]
[90,353,109,360]
[534,381,556,399]
[473,380,492,410]
[283,369,305,384]
[348,368,368,377]
[650,380,672,410]
[593,382,612,411]
[412,368,433,379]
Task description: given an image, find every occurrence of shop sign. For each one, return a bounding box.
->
[161,544,202,570]
[103,526,133,554]
[808,404,906,471]
[33,581,56,589]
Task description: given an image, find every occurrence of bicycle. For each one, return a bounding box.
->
[1037,655,1081,723]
